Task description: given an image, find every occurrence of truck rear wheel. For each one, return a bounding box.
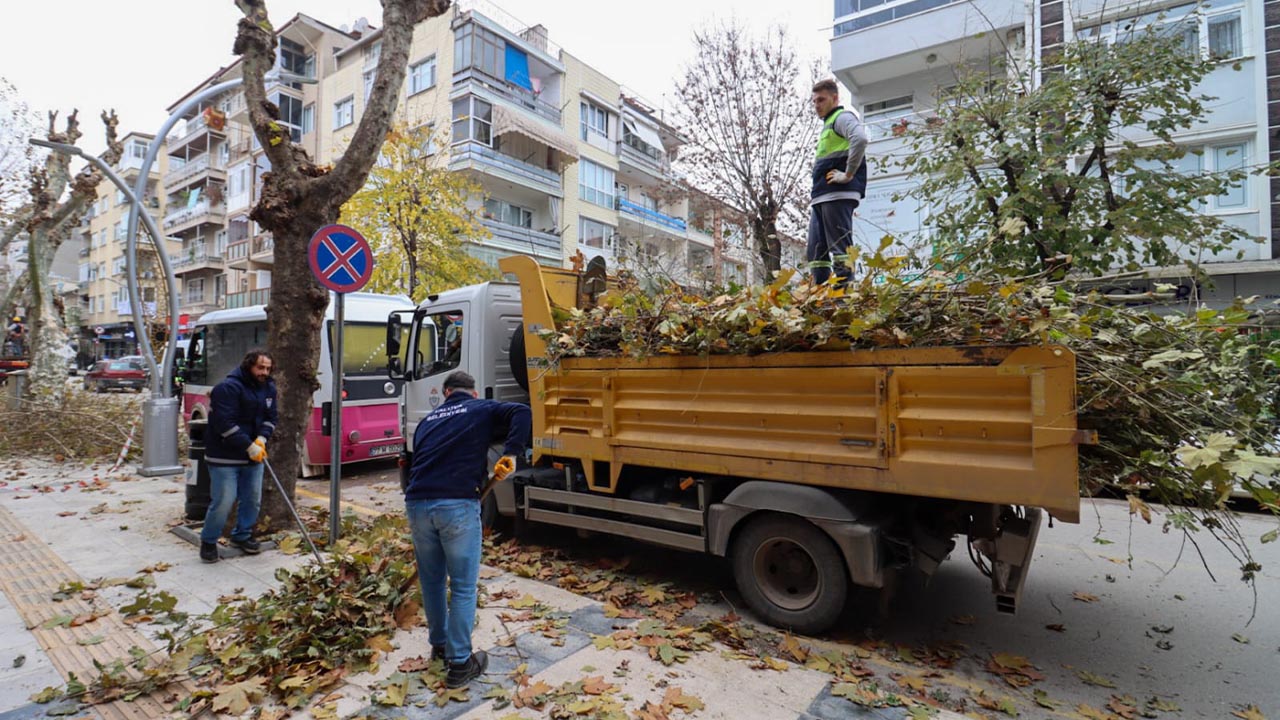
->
[731,514,848,635]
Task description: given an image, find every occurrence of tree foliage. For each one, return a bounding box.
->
[897,24,1267,277]
[340,124,497,301]
[671,22,816,281]
[0,78,43,219]
[233,0,450,525]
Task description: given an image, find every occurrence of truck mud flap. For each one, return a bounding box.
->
[991,508,1042,614]
[523,486,706,552]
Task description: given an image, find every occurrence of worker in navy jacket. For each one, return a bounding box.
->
[405,370,530,688]
[200,350,277,563]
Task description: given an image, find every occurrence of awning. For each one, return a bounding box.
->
[625,119,665,152]
[492,105,579,162]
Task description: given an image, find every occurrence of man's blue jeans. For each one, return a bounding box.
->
[201,464,264,544]
[405,498,481,665]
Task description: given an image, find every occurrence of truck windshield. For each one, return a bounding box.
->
[328,321,404,376]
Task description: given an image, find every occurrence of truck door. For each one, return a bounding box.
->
[404,304,470,449]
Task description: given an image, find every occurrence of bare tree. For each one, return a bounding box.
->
[2,110,121,403]
[232,0,451,525]
[672,22,817,280]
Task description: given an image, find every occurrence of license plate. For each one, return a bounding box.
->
[369,444,401,457]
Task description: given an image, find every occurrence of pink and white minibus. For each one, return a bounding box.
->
[181,292,414,476]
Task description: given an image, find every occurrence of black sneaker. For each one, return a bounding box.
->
[445,650,488,688]
[229,537,261,555]
[200,542,219,563]
[430,645,446,663]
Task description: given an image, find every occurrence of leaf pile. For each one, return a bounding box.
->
[33,514,420,712]
[540,246,1280,577]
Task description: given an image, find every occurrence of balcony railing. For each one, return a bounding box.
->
[620,134,667,171]
[225,288,271,309]
[251,236,274,256]
[450,141,561,192]
[164,154,224,189]
[163,201,226,231]
[453,72,562,124]
[168,115,224,150]
[173,249,225,270]
[226,240,249,262]
[481,219,561,258]
[617,198,687,233]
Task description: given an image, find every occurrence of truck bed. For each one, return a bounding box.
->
[499,255,1084,524]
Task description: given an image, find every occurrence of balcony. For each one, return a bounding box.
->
[180,300,223,318]
[164,154,225,191]
[173,248,226,273]
[250,235,274,261]
[449,141,562,195]
[480,219,561,262]
[167,115,225,154]
[225,288,270,309]
[164,201,226,233]
[226,240,250,264]
[831,0,1020,88]
[453,73,562,125]
[617,198,687,234]
[619,134,669,174]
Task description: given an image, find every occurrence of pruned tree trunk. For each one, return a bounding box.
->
[10,110,120,405]
[233,0,452,529]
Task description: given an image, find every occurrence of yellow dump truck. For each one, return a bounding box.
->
[387,255,1089,633]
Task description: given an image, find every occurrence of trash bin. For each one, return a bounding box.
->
[184,420,212,521]
[4,369,27,411]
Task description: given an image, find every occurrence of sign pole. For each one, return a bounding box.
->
[329,291,344,545]
[308,223,374,547]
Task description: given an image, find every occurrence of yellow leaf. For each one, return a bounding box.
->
[1078,703,1113,720]
[1232,706,1267,720]
[760,656,790,671]
[277,535,302,555]
[664,686,705,712]
[365,634,395,654]
[434,687,470,706]
[510,593,538,609]
[212,678,266,715]
[311,701,339,720]
[1127,495,1152,524]
[897,675,929,691]
[1072,591,1100,603]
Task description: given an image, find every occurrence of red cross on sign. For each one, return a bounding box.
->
[308,224,374,294]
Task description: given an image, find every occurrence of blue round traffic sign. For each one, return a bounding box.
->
[308,224,374,294]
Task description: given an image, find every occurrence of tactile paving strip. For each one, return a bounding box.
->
[0,504,188,719]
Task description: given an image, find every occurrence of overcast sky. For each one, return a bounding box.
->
[2,0,834,157]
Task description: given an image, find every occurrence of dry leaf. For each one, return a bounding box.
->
[1231,707,1266,720]
[1073,591,1100,603]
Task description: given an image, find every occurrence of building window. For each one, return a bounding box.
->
[113,257,126,276]
[578,159,616,209]
[453,23,505,80]
[484,199,533,228]
[1211,142,1248,209]
[580,101,609,142]
[113,221,126,242]
[408,56,437,95]
[272,93,303,142]
[451,97,493,145]
[302,103,314,135]
[363,69,376,102]
[1078,3,1246,61]
[129,140,148,160]
[864,94,913,140]
[579,217,615,253]
[186,278,205,305]
[334,97,354,129]
[279,37,315,81]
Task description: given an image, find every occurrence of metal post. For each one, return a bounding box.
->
[329,292,344,544]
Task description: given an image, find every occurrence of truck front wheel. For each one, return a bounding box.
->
[731,514,848,635]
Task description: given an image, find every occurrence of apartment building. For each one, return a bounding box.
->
[830,0,1278,305]
[317,1,758,285]
[75,132,179,359]
[151,1,786,326]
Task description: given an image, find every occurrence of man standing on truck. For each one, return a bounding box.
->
[200,350,277,563]
[808,79,868,286]
[404,370,530,688]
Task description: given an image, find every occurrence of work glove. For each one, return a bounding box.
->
[825,169,852,185]
[492,455,516,483]
[247,437,267,463]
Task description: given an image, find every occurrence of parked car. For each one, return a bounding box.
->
[83,360,146,393]
[118,355,148,374]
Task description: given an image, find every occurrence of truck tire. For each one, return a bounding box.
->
[731,514,848,635]
[509,324,528,392]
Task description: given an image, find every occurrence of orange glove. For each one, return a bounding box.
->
[247,437,267,463]
[492,455,516,482]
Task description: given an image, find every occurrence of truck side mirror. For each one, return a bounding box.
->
[386,313,404,380]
